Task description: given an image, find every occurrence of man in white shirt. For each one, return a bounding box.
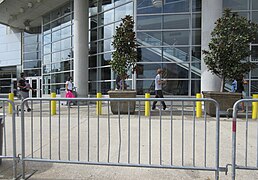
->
[152,68,166,110]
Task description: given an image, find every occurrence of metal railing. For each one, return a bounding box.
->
[0,98,17,179]
[20,97,221,179]
[232,99,258,180]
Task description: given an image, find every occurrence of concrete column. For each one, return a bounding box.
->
[74,0,89,97]
[201,0,222,92]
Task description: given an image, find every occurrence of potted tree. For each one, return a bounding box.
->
[202,9,258,116]
[108,15,138,114]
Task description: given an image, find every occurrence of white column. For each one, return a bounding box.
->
[74,0,89,97]
[201,0,222,92]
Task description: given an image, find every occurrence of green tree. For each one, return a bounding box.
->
[203,9,258,92]
[110,15,137,90]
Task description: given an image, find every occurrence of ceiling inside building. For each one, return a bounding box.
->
[0,0,69,31]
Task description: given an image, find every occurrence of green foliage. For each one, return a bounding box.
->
[203,9,258,91]
[110,15,137,90]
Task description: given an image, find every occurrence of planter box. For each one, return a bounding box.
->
[202,91,242,116]
[108,90,137,114]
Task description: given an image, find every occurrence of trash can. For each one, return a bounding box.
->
[60,88,66,105]
[0,114,4,165]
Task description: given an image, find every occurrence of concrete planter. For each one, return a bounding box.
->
[108,90,137,114]
[202,91,242,116]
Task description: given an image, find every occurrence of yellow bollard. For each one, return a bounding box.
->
[145,93,150,116]
[196,93,202,118]
[51,93,56,115]
[8,93,14,114]
[96,93,102,115]
[252,94,258,119]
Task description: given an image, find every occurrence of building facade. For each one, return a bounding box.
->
[0,0,258,97]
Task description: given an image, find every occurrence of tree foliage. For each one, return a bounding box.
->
[110,15,137,90]
[202,9,258,91]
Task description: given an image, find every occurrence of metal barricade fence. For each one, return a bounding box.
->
[20,97,220,179]
[0,98,17,179]
[232,99,258,180]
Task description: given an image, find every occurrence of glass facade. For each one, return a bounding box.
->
[42,1,74,95]
[223,0,258,95]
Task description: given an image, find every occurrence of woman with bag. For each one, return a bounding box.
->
[65,77,75,105]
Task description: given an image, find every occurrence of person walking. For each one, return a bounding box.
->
[152,68,167,110]
[17,72,34,112]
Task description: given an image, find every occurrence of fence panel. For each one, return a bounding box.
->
[0,98,17,179]
[20,97,220,179]
[232,99,258,180]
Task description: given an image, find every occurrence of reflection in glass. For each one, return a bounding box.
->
[192,30,201,45]
[137,0,162,14]
[24,60,41,69]
[114,2,133,21]
[163,14,190,29]
[192,13,201,28]
[191,80,200,95]
[223,0,248,10]
[164,0,190,13]
[136,48,162,62]
[137,16,161,30]
[163,30,190,45]
[163,47,189,62]
[137,32,162,46]
[192,0,201,12]
[251,46,258,62]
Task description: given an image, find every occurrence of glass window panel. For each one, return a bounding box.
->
[136,63,164,78]
[43,14,50,24]
[24,35,39,45]
[100,24,114,39]
[89,41,97,54]
[24,44,41,53]
[163,14,190,29]
[61,15,71,27]
[251,81,258,94]
[137,16,161,30]
[89,56,97,67]
[51,63,61,73]
[90,16,98,29]
[89,4,97,16]
[164,0,190,13]
[43,24,51,34]
[61,26,71,39]
[252,12,258,24]
[89,69,97,81]
[43,44,51,54]
[98,41,104,53]
[24,52,41,60]
[101,52,111,66]
[192,30,201,45]
[50,72,69,84]
[61,38,71,50]
[191,80,200,95]
[137,0,162,14]
[115,0,131,6]
[23,69,41,77]
[251,46,258,62]
[163,30,190,45]
[114,2,133,21]
[44,34,51,44]
[223,0,248,10]
[43,64,51,73]
[52,41,61,52]
[100,67,111,80]
[192,13,201,28]
[136,80,154,95]
[103,10,114,25]
[191,47,201,61]
[137,48,162,62]
[90,29,97,42]
[60,60,72,71]
[163,47,189,62]
[101,82,111,94]
[24,60,41,69]
[52,19,62,31]
[104,38,112,52]
[251,67,258,78]
[162,63,189,78]
[43,54,51,64]
[52,52,61,63]
[192,0,201,12]
[253,0,258,9]
[163,80,189,95]
[102,0,113,11]
[191,63,201,78]
[52,30,61,42]
[89,82,97,94]
[61,49,72,61]
[137,32,162,46]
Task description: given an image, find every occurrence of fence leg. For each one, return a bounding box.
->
[51,93,56,115]
[96,93,102,115]
[8,93,14,114]
[145,93,150,116]
[252,94,258,119]
[196,93,202,118]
